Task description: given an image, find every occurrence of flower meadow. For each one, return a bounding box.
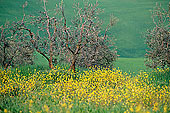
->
[0,67,169,113]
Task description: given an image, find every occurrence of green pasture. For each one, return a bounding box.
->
[114,57,151,74]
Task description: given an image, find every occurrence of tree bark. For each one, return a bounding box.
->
[49,58,54,69]
[69,55,76,72]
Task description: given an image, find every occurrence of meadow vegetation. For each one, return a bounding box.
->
[0,66,169,113]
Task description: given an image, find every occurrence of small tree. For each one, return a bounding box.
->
[0,23,34,69]
[13,0,64,69]
[61,1,118,71]
[145,2,170,68]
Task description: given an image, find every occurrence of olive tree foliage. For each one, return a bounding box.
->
[145,2,170,68]
[0,23,34,69]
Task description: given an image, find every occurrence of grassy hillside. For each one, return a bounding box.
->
[0,0,169,58]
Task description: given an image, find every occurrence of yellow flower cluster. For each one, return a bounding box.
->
[0,67,169,112]
[0,68,46,96]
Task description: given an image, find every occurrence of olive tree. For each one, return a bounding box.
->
[61,1,118,71]
[0,23,34,69]
[13,0,64,69]
[145,2,170,68]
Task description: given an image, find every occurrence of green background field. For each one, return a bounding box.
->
[0,0,169,72]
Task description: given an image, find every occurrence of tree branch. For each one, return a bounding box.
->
[19,27,50,62]
[61,7,74,55]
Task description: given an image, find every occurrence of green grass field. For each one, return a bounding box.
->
[33,51,149,74]
[115,57,151,74]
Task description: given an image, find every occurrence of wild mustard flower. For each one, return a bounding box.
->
[4,109,8,113]
[129,106,134,112]
[68,104,73,109]
[164,104,167,113]
[0,67,169,112]
[61,102,67,108]
[153,102,159,111]
[135,104,142,112]
[124,110,130,113]
[43,105,49,112]
[29,99,34,107]
[36,111,42,113]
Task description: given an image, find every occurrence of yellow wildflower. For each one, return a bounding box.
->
[43,105,49,112]
[124,110,130,113]
[68,104,73,109]
[153,102,159,111]
[29,100,34,107]
[29,99,34,104]
[61,103,67,108]
[136,104,142,112]
[164,105,167,113]
[129,106,134,112]
[4,109,8,113]
[36,111,42,113]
